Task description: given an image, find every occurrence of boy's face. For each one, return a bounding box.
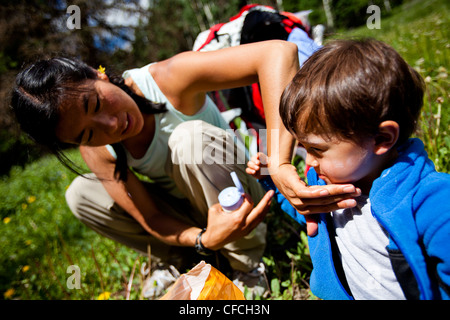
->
[298,134,380,191]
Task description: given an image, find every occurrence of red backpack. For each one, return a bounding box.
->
[193,4,311,155]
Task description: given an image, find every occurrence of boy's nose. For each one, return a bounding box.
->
[305,153,319,168]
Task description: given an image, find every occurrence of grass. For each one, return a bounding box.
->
[0,151,145,300]
[1,0,449,300]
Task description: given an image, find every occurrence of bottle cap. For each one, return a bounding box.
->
[218,187,244,212]
[218,172,244,212]
[230,171,244,193]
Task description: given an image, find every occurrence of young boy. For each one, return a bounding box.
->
[247,39,450,300]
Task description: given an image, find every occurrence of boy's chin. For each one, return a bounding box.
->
[321,175,355,186]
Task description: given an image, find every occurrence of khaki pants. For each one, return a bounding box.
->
[66,120,266,272]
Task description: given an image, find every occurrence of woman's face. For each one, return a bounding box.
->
[55,78,144,146]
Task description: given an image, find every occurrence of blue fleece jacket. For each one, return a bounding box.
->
[260,138,450,299]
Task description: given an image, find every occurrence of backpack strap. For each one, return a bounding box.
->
[280,11,311,36]
[197,3,268,52]
[195,22,226,52]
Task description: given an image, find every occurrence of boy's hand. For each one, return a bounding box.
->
[246,152,268,180]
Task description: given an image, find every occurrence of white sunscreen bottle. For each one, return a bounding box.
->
[218,171,244,212]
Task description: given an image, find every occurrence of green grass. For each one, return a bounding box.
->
[1,0,449,300]
[0,150,147,300]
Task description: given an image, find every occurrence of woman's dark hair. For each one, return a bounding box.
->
[280,38,425,146]
[10,57,166,181]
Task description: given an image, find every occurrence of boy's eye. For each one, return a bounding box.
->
[308,147,324,157]
[305,145,322,152]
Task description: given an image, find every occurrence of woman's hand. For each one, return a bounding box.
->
[271,163,361,236]
[247,153,361,236]
[201,190,275,251]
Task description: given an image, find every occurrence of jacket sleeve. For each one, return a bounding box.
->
[258,177,306,227]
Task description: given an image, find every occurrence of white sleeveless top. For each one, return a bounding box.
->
[107,63,231,198]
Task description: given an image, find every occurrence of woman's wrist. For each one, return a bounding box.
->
[199,229,221,251]
[268,161,295,181]
[194,228,215,256]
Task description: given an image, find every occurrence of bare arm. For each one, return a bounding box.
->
[80,146,201,246]
[79,146,274,250]
[150,40,299,115]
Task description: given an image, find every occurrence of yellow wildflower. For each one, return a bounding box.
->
[3,217,11,224]
[97,291,111,300]
[25,240,32,246]
[22,265,30,272]
[27,196,36,203]
[97,65,106,74]
[4,288,15,299]
[21,203,27,210]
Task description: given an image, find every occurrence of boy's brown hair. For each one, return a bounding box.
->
[280,38,425,145]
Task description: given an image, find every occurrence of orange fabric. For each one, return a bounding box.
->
[198,265,245,300]
[161,261,245,300]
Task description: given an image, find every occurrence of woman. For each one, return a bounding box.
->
[11,40,359,295]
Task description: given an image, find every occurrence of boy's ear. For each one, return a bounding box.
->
[373,121,399,155]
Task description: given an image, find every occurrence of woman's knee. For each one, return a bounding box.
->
[169,120,243,166]
[65,175,87,219]
[65,174,113,220]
